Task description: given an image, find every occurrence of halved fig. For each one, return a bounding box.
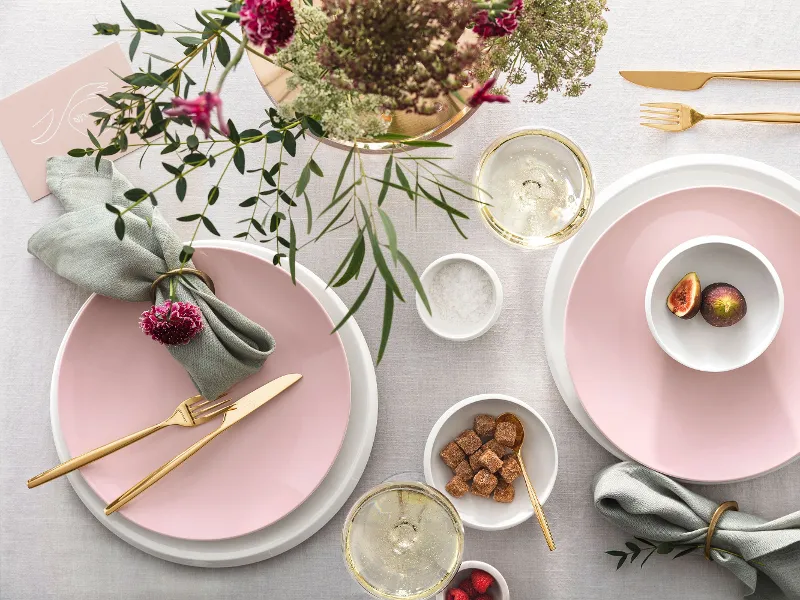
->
[666,272,701,319]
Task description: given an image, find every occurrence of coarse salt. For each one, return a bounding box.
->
[428,260,495,324]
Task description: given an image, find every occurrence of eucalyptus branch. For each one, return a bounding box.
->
[179,152,236,270]
[202,8,242,20]
[124,138,226,147]
[215,26,279,65]
[119,28,189,34]
[120,143,238,215]
[243,140,270,241]
[215,33,248,91]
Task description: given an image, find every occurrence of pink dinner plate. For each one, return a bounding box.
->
[55,246,351,540]
[565,187,800,482]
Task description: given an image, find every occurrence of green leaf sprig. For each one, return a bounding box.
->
[605,538,761,571]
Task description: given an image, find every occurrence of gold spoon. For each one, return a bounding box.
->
[497,412,555,551]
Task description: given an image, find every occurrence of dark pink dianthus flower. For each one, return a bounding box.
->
[139,300,204,346]
[473,0,523,38]
[239,0,296,55]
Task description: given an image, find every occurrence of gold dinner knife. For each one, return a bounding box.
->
[619,70,800,91]
[104,373,302,515]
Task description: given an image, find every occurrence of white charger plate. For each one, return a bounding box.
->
[50,240,378,566]
[543,154,800,475]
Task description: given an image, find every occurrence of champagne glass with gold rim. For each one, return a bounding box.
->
[342,476,464,599]
[474,127,594,249]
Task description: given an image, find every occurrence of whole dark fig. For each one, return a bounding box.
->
[700,283,747,327]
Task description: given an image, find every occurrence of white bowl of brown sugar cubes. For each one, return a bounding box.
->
[423,393,558,531]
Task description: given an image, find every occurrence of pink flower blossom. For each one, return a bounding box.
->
[139,300,204,346]
[473,0,523,38]
[239,0,296,55]
[468,78,510,107]
[164,92,229,139]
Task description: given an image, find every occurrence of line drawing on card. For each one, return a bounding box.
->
[30,82,110,145]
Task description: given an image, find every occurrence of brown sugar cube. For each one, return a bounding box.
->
[478,449,504,473]
[455,430,483,455]
[473,414,497,437]
[468,448,485,471]
[440,441,466,469]
[500,455,522,484]
[493,481,515,503]
[494,421,517,447]
[471,469,498,497]
[454,459,474,482]
[482,439,510,458]
[445,475,469,498]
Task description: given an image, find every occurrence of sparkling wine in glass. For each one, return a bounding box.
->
[342,479,464,599]
[474,127,594,250]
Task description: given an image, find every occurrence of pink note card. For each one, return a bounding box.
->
[0,44,135,201]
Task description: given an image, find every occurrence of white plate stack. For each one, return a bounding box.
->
[51,240,378,566]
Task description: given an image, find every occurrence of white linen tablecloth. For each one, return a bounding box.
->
[1,1,799,598]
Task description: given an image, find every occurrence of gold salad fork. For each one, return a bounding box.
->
[640,102,800,131]
[27,394,233,488]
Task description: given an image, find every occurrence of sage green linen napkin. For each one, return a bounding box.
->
[594,462,800,599]
[29,156,276,400]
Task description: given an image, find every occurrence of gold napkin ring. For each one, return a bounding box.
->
[150,268,215,305]
[704,500,738,560]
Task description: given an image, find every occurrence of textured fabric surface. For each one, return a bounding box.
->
[28,157,276,400]
[2,1,800,599]
[594,462,800,598]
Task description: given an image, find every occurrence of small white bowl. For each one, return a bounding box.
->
[424,394,558,531]
[645,236,783,372]
[436,560,510,600]
[416,253,503,341]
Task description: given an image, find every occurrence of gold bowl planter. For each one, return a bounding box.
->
[245,37,483,153]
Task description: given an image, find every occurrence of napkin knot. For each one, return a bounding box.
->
[29,156,277,400]
[593,462,800,598]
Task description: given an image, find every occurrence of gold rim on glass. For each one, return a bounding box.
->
[342,480,465,600]
[474,127,595,250]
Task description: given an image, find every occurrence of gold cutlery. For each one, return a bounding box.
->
[105,373,302,515]
[640,102,800,132]
[620,70,800,91]
[497,412,555,551]
[28,394,234,488]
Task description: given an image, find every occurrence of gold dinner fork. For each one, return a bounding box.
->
[27,394,233,488]
[640,102,800,131]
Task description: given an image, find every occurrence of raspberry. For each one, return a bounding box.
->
[475,595,494,600]
[459,579,478,597]
[446,589,470,600]
[471,569,495,594]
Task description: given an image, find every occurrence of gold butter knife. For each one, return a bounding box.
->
[620,70,800,91]
[104,373,302,515]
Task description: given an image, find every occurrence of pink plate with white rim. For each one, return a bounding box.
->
[565,186,800,483]
[54,246,350,540]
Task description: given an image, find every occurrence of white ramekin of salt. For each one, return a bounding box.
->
[416,253,503,341]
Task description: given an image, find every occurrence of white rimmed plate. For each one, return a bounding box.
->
[50,240,378,566]
[544,154,800,480]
